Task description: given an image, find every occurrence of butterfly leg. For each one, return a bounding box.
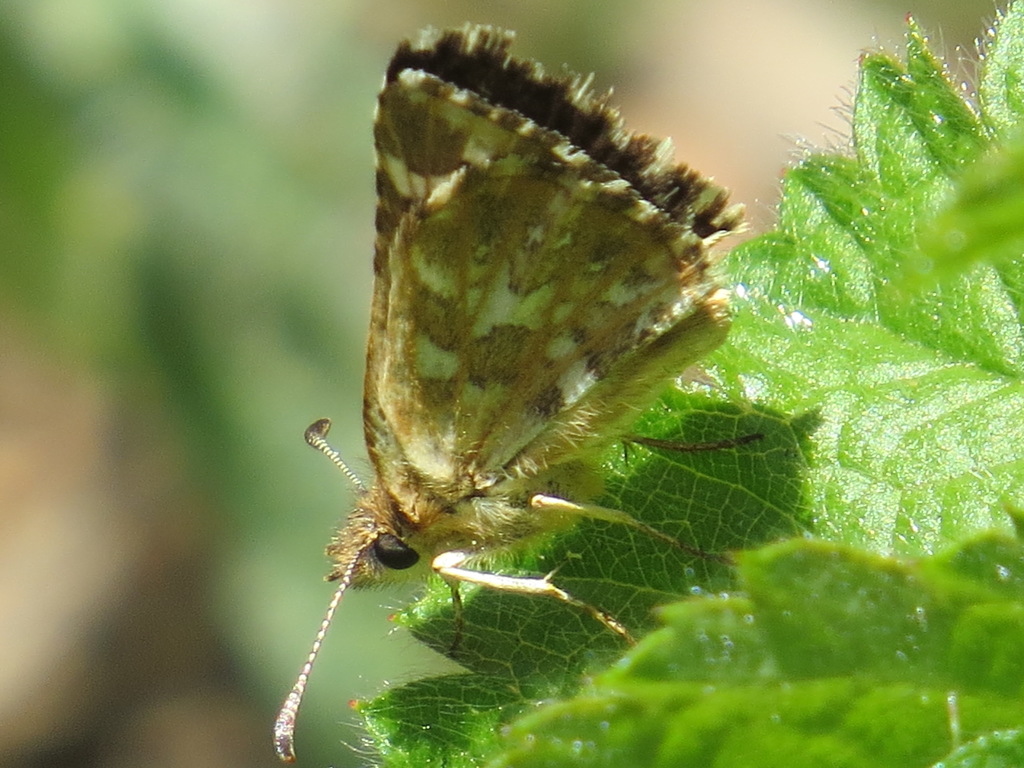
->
[530,494,733,565]
[625,432,763,453]
[445,579,465,653]
[431,550,634,643]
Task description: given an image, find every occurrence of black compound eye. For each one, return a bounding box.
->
[373,533,420,570]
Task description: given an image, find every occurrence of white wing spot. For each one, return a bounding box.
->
[424,170,464,210]
[546,333,578,360]
[526,223,546,247]
[415,334,460,379]
[462,140,496,167]
[471,277,553,337]
[607,281,642,307]
[380,152,413,197]
[558,359,598,407]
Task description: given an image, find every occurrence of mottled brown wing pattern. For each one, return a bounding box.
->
[366,27,740,513]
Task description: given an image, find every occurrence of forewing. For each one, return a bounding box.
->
[364,27,739,505]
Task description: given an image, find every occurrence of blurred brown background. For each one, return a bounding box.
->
[0,1,995,766]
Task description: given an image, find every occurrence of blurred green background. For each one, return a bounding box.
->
[0,1,995,766]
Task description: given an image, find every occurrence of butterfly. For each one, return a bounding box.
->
[274,24,742,762]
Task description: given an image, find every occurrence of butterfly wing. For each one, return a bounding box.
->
[364,27,741,512]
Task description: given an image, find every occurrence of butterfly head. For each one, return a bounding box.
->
[325,490,424,584]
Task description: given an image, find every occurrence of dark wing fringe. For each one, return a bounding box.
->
[387,24,740,240]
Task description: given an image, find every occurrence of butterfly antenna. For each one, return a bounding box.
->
[304,418,367,494]
[273,420,367,761]
[273,559,358,762]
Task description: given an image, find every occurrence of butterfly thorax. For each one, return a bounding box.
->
[325,459,600,585]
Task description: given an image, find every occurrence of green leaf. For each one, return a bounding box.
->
[718,7,1024,558]
[356,675,527,768]
[934,729,1024,767]
[917,128,1024,282]
[981,6,1024,139]
[492,536,1024,768]
[359,7,1024,767]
